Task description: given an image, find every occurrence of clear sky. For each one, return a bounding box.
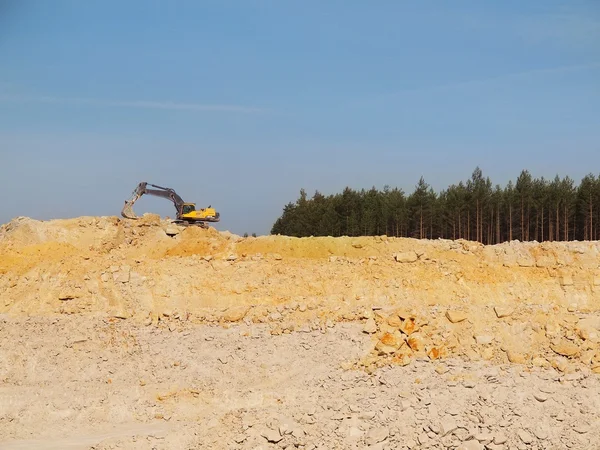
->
[1,1,599,235]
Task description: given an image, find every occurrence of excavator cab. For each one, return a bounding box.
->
[181,203,196,215]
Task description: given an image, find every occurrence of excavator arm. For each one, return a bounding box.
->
[121,182,187,219]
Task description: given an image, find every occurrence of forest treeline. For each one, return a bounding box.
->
[271,168,600,244]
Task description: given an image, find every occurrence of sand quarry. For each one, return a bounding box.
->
[0,214,599,450]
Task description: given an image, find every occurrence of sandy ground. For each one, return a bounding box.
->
[1,216,600,449]
[0,316,599,450]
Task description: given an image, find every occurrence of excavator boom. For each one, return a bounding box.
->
[121,181,220,226]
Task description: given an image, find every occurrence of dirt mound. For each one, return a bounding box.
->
[1,215,599,375]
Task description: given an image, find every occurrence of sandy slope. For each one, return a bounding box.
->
[0,215,599,449]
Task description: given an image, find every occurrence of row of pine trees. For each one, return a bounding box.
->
[271,168,600,244]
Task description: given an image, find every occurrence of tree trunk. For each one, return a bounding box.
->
[527,200,531,240]
[590,193,593,241]
[564,205,568,241]
[489,208,493,244]
[496,204,500,244]
[509,204,513,241]
[476,199,480,243]
[556,203,560,241]
[521,198,524,240]
[453,214,456,240]
[541,206,544,242]
[467,210,470,241]
[420,205,423,239]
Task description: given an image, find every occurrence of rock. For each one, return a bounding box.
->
[573,425,590,434]
[394,251,418,263]
[474,432,493,443]
[485,444,504,450]
[399,317,418,335]
[550,357,574,373]
[363,318,378,334]
[456,441,484,450]
[534,427,548,440]
[534,392,549,402]
[545,321,562,338]
[365,427,389,445]
[551,341,579,357]
[435,365,449,374]
[474,335,493,345]
[577,325,599,342]
[387,315,402,328]
[395,309,415,320]
[111,310,129,319]
[576,317,600,342]
[223,306,250,322]
[278,417,298,436]
[226,254,238,261]
[407,333,426,352]
[165,226,180,236]
[269,312,283,321]
[493,434,508,445]
[446,310,467,323]
[427,346,445,360]
[58,291,80,301]
[261,428,282,443]
[439,417,457,436]
[347,427,363,440]
[113,266,130,283]
[400,400,412,411]
[417,433,431,446]
[506,350,527,364]
[532,357,550,368]
[494,306,514,318]
[517,430,533,444]
[481,347,494,360]
[375,332,404,355]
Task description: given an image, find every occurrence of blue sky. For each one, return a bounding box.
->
[1,1,599,235]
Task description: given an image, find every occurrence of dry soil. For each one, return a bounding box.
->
[0,215,599,449]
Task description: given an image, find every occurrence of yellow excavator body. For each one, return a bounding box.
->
[179,203,220,222]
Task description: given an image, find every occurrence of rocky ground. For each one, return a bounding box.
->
[0,215,600,449]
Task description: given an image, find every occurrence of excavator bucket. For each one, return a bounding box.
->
[121,201,138,219]
[121,184,146,219]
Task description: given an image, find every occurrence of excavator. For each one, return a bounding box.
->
[121,182,220,227]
